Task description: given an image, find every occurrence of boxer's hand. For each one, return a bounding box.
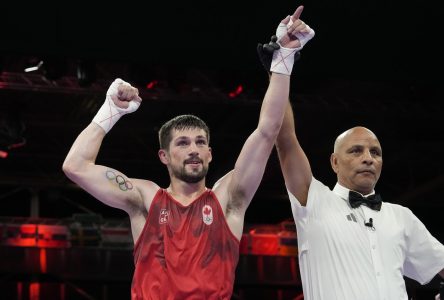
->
[92,78,142,133]
[270,5,315,75]
[276,7,315,50]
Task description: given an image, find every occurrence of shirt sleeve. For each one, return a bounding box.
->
[287,177,330,222]
[402,207,444,284]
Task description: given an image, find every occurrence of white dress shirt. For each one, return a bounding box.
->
[288,177,444,300]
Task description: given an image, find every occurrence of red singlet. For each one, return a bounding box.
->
[131,189,239,300]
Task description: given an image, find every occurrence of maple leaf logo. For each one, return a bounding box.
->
[203,206,212,215]
[202,205,213,225]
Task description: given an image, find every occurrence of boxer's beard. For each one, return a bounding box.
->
[171,160,208,183]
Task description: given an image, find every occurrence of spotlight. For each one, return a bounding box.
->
[77,60,96,87]
[146,80,158,90]
[228,84,244,98]
[0,150,8,159]
[23,57,67,81]
[24,60,43,73]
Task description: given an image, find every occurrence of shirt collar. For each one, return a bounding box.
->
[333,182,375,201]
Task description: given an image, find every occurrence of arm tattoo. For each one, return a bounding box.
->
[105,170,133,191]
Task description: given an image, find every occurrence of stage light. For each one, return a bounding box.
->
[228,84,244,98]
[77,60,96,87]
[23,57,67,81]
[146,80,158,89]
[0,150,8,159]
[24,60,43,73]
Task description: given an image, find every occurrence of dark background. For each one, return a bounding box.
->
[1,0,443,299]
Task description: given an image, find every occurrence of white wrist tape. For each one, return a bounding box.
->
[92,78,140,133]
[270,47,299,75]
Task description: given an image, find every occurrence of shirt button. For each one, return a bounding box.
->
[372,245,376,250]
[376,272,380,276]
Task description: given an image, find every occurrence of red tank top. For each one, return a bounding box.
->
[131,189,240,300]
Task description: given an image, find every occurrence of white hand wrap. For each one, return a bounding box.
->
[294,24,315,49]
[92,78,141,133]
[270,47,299,75]
[270,17,315,75]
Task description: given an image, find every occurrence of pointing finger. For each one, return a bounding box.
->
[291,5,304,22]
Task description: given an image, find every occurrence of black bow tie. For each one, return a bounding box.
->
[348,191,382,211]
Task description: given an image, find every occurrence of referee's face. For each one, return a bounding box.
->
[331,127,382,195]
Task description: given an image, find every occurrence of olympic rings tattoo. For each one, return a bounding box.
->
[105,170,133,191]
